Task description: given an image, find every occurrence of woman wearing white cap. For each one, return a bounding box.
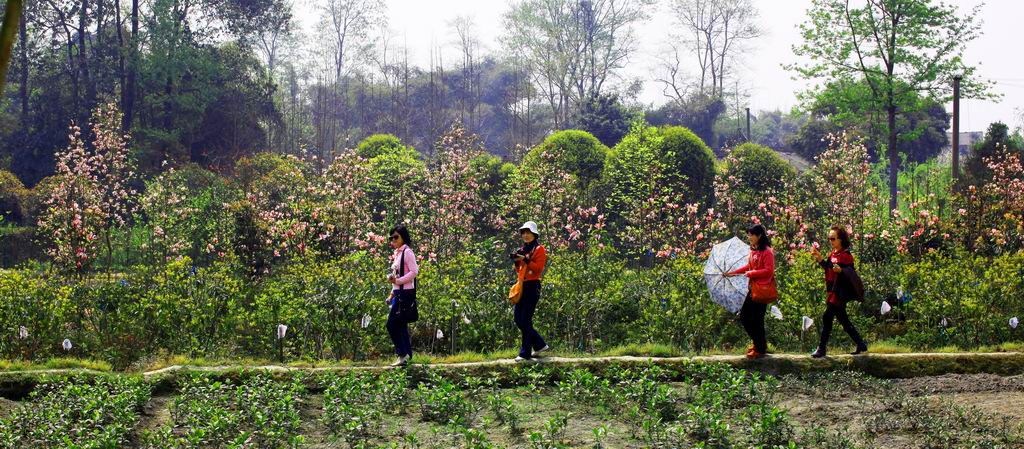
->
[511,221,550,361]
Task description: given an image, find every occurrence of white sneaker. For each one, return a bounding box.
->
[532,345,550,357]
[390,356,408,367]
[514,356,530,362]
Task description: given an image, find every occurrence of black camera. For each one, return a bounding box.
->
[509,250,525,260]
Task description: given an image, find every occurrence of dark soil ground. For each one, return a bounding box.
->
[3,355,1023,448]
[101,372,1024,448]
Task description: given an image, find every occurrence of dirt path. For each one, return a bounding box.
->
[136,351,1024,379]
[2,352,1023,382]
[130,394,172,444]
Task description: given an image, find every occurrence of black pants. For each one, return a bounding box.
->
[386,289,414,357]
[514,280,547,358]
[740,294,768,353]
[818,301,865,350]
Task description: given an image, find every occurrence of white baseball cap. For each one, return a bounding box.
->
[519,221,540,235]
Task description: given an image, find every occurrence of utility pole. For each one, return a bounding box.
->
[952,75,962,182]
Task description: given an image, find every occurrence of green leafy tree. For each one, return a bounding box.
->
[571,92,638,147]
[787,116,842,162]
[355,134,410,160]
[234,153,308,207]
[647,93,726,150]
[963,122,1024,185]
[469,153,515,237]
[799,79,949,163]
[356,135,427,226]
[716,143,797,233]
[791,0,994,212]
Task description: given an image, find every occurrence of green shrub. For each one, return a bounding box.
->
[234,153,308,206]
[363,146,427,224]
[21,175,58,225]
[0,246,1022,366]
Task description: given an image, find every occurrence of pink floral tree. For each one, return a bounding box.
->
[618,190,725,259]
[418,124,485,261]
[140,164,237,263]
[562,205,609,254]
[953,145,1024,253]
[808,133,873,235]
[500,151,600,253]
[308,152,378,256]
[39,103,138,272]
[714,156,813,262]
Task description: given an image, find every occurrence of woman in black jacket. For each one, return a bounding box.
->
[811,225,868,358]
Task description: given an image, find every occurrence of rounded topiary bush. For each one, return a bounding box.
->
[234,153,308,205]
[726,142,796,194]
[0,170,27,224]
[22,175,59,225]
[522,130,610,189]
[658,126,715,204]
[356,134,414,160]
[351,134,424,223]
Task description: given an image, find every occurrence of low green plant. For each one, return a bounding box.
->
[592,424,608,449]
[746,403,795,447]
[141,372,305,448]
[529,412,570,449]
[685,404,731,449]
[556,368,613,409]
[0,375,150,448]
[322,372,384,444]
[486,388,521,434]
[416,372,477,426]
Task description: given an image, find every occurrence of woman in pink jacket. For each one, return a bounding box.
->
[386,225,419,367]
[725,224,776,359]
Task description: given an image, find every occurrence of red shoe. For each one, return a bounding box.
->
[747,350,765,359]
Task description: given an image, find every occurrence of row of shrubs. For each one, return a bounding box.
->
[1,247,1021,369]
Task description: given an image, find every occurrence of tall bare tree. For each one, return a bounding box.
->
[665,0,761,97]
[450,15,481,131]
[503,0,652,128]
[314,0,384,155]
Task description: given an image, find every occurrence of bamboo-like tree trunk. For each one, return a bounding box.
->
[0,0,23,94]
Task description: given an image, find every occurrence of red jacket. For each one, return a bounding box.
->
[728,247,776,286]
[821,249,854,305]
[515,245,547,282]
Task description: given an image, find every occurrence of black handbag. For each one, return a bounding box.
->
[394,248,419,323]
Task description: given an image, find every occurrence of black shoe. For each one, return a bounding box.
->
[810,348,827,358]
[852,344,868,355]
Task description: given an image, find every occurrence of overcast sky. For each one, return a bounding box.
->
[295,0,1023,132]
